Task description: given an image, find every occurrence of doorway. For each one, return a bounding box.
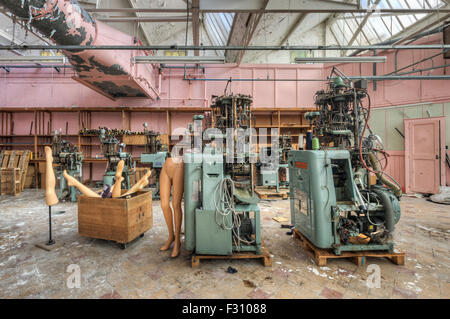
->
[404,117,446,194]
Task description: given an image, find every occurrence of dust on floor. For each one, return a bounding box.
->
[0,189,448,299]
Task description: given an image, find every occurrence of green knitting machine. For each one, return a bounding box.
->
[52,130,83,202]
[184,94,262,256]
[257,134,292,192]
[98,128,134,189]
[289,67,402,255]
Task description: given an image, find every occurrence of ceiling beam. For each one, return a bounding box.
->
[351,12,371,43]
[127,0,152,46]
[347,0,381,47]
[323,0,358,55]
[278,14,308,46]
[75,5,450,14]
[278,0,357,48]
[192,0,200,56]
[226,0,269,64]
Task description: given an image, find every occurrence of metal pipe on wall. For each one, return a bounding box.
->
[0,45,448,51]
[180,76,450,82]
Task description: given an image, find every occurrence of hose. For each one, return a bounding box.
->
[371,187,395,233]
[368,152,402,198]
[357,89,402,197]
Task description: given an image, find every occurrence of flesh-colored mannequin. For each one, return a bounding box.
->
[109,177,124,197]
[112,160,125,198]
[160,157,184,258]
[121,169,152,197]
[44,146,58,206]
[63,170,101,198]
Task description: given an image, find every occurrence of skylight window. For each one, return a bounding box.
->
[330,0,446,49]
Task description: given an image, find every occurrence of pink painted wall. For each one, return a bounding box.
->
[1,33,449,188]
[384,151,407,192]
[0,64,324,110]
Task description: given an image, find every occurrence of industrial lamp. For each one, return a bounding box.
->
[133,56,226,64]
[295,56,387,63]
[0,56,67,64]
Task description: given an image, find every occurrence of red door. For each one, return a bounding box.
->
[405,117,446,194]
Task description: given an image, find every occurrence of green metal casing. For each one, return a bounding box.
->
[288,149,395,254]
[184,152,261,256]
[258,170,278,187]
[184,152,233,255]
[195,208,232,255]
[184,152,203,251]
[289,150,348,249]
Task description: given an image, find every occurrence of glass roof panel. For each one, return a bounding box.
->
[203,12,234,55]
[331,0,446,46]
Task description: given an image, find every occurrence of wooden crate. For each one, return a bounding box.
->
[191,244,272,268]
[293,229,405,267]
[0,168,21,195]
[78,190,153,245]
[0,150,31,192]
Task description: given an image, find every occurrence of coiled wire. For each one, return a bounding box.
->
[213,177,255,250]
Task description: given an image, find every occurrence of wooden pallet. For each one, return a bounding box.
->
[255,187,289,200]
[293,229,405,267]
[0,150,31,195]
[0,168,21,195]
[191,245,272,268]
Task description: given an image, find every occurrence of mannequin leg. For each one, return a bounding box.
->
[159,166,174,251]
[170,162,184,258]
[112,160,125,198]
[44,146,58,206]
[122,169,152,197]
[63,170,101,198]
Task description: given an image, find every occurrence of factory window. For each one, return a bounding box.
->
[331,0,446,54]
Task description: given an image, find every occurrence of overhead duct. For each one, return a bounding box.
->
[0,0,158,100]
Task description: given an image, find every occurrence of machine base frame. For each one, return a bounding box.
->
[191,244,272,268]
[293,229,405,267]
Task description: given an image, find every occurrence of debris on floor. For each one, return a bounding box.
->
[273,217,289,223]
[226,266,238,274]
[430,187,450,205]
[0,189,448,299]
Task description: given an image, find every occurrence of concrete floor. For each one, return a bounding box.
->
[0,189,448,299]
